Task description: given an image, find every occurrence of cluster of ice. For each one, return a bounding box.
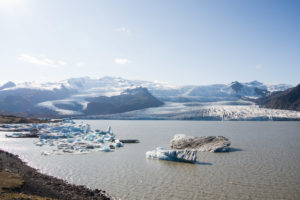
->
[146,147,197,163]
[4,119,124,155]
[37,120,124,155]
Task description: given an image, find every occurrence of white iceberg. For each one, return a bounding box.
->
[146,147,197,163]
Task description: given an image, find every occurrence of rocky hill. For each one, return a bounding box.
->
[256,84,300,111]
[84,87,164,115]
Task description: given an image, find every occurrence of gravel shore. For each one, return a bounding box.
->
[0,149,113,200]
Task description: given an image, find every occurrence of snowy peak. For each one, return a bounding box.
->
[67,77,90,88]
[0,76,295,116]
[230,81,244,93]
[228,81,270,98]
[0,81,16,90]
[247,80,264,87]
[121,87,150,96]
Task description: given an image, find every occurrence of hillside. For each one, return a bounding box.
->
[0,115,49,124]
[84,87,164,115]
[256,84,300,111]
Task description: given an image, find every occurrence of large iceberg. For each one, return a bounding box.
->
[146,147,197,163]
[170,134,231,152]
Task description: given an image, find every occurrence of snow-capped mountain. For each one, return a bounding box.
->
[0,76,294,118]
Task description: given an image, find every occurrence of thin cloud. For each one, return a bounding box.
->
[19,54,66,68]
[116,27,131,35]
[114,58,130,65]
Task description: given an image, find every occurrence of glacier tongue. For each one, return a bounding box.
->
[94,102,300,121]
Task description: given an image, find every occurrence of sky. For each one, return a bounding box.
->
[0,0,299,86]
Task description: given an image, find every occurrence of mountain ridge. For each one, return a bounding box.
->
[0,76,295,117]
[256,84,300,111]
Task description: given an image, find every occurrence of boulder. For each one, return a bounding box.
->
[170,134,230,152]
[146,147,197,163]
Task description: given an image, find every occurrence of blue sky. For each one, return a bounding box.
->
[0,0,299,85]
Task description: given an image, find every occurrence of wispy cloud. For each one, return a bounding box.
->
[116,27,131,35]
[114,58,130,65]
[19,54,66,68]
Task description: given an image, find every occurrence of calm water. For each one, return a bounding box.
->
[1,121,300,200]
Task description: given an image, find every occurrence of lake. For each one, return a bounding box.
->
[1,120,300,200]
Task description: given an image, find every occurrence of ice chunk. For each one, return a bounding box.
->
[106,126,113,134]
[41,151,51,156]
[67,138,75,143]
[146,147,197,163]
[101,147,111,152]
[97,139,104,143]
[35,141,44,146]
[114,140,123,147]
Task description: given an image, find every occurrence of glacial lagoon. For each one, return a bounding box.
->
[1,120,300,200]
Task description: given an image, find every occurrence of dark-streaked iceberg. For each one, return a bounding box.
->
[170,134,231,152]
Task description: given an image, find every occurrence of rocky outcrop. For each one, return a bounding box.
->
[146,147,197,163]
[170,134,231,152]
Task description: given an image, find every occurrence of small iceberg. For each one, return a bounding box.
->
[146,147,197,163]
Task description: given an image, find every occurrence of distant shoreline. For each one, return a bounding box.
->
[0,115,61,124]
[0,149,112,200]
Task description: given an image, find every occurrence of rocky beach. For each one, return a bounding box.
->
[0,149,112,200]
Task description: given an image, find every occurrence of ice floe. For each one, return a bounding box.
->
[3,119,124,155]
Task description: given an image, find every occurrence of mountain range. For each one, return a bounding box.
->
[0,76,298,120]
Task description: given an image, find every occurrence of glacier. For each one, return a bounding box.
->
[86,101,300,121]
[0,76,297,120]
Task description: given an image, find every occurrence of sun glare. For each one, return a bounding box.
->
[0,0,27,15]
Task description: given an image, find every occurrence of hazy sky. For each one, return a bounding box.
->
[0,0,299,85]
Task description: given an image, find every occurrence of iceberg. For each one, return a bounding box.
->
[170,134,231,152]
[4,119,124,155]
[146,147,197,163]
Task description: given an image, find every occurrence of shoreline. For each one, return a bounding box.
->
[0,114,61,124]
[0,149,113,200]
